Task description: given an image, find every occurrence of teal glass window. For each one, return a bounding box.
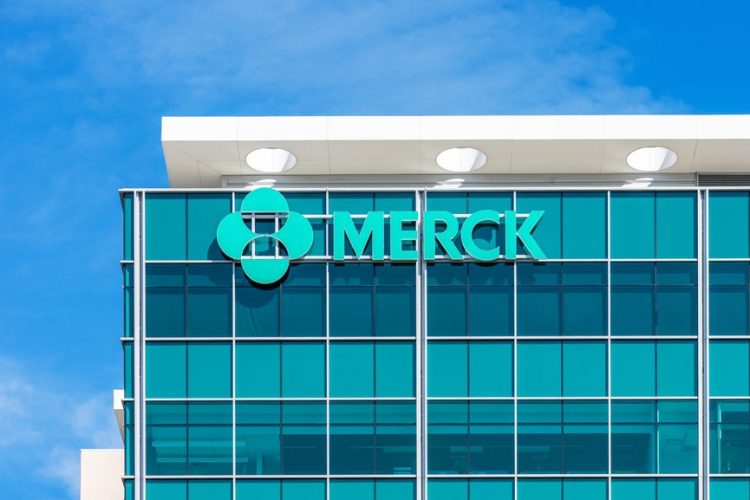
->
[517,479,607,500]
[236,402,326,475]
[710,262,750,335]
[428,479,513,500]
[517,341,561,397]
[517,480,561,500]
[561,192,607,258]
[518,264,606,336]
[146,193,186,260]
[124,403,134,475]
[146,342,186,398]
[711,479,750,500]
[563,480,607,500]
[710,400,750,473]
[186,194,231,260]
[146,342,231,398]
[236,342,280,397]
[146,265,186,337]
[429,264,511,337]
[330,265,416,337]
[236,282,279,337]
[124,342,133,398]
[236,480,326,500]
[711,340,750,396]
[186,265,231,337]
[517,401,562,473]
[611,478,697,500]
[145,402,232,476]
[330,342,414,397]
[611,340,698,397]
[710,191,750,258]
[612,400,698,474]
[329,479,415,500]
[123,193,133,260]
[330,401,416,475]
[562,341,606,397]
[428,402,513,475]
[427,341,512,397]
[124,265,134,337]
[611,191,696,258]
[236,342,325,398]
[146,481,186,500]
[187,342,231,398]
[563,402,608,473]
[611,263,697,336]
[188,481,232,500]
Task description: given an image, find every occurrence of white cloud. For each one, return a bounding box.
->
[0,358,122,499]
[2,0,684,113]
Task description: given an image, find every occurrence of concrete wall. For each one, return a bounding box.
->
[80,449,123,500]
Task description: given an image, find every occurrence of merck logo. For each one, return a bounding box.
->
[218,188,545,285]
[216,188,313,285]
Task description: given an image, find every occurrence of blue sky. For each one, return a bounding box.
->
[0,0,748,498]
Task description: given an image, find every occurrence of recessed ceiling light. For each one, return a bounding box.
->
[626,146,678,172]
[245,148,296,173]
[436,147,487,173]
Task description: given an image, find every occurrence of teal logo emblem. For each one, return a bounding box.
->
[216,188,313,284]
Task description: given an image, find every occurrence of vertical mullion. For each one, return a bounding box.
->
[416,188,426,500]
[231,193,237,498]
[325,189,331,498]
[133,191,143,500]
[512,190,519,494]
[606,190,613,498]
[701,190,710,500]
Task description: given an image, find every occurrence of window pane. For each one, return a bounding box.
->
[658,401,698,473]
[236,285,279,337]
[282,402,326,474]
[611,192,655,258]
[657,479,696,500]
[187,342,231,398]
[611,341,655,397]
[330,401,375,474]
[711,341,750,396]
[236,403,281,475]
[375,402,416,474]
[612,402,656,473]
[469,479,513,500]
[518,342,561,397]
[563,402,608,473]
[123,194,133,260]
[187,288,231,337]
[281,287,324,337]
[656,341,696,396]
[188,481,231,500]
[710,191,750,258]
[656,192,696,258]
[563,479,607,500]
[517,402,562,473]
[146,343,186,398]
[146,481,186,500]
[428,287,467,336]
[469,402,514,474]
[428,342,468,397]
[236,343,280,397]
[146,288,186,337]
[517,480,561,500]
[146,194,186,260]
[376,286,415,336]
[236,481,280,500]
[187,403,232,475]
[517,193,562,258]
[282,480,326,500]
[469,342,512,397]
[710,400,750,473]
[146,403,187,475]
[376,342,415,397]
[428,480,468,500]
[330,480,373,500]
[611,479,655,500]
[330,342,374,397]
[518,287,560,336]
[563,341,606,397]
[468,287,513,336]
[710,263,750,335]
[282,342,325,397]
[187,194,231,260]
[562,192,606,258]
[428,402,468,474]
[124,342,133,398]
[331,287,373,337]
[711,479,750,500]
[376,480,415,500]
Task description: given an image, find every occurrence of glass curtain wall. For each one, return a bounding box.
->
[120,187,737,500]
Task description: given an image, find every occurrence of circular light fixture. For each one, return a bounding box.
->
[436,147,487,173]
[626,146,678,172]
[245,148,297,173]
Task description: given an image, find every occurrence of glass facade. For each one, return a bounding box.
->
[120,188,750,499]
